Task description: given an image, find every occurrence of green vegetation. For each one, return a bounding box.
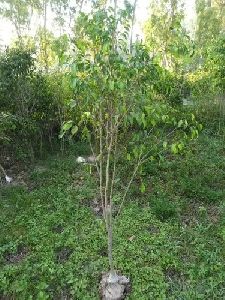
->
[0,0,225,298]
[0,132,225,299]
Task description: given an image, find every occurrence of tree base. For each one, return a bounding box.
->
[100,272,130,300]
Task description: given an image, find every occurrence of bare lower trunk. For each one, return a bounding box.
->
[106,205,114,273]
[99,109,106,219]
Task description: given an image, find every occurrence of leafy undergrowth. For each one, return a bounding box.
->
[0,133,225,299]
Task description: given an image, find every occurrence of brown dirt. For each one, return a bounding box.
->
[181,201,220,227]
[52,224,64,234]
[4,246,28,264]
[147,225,160,234]
[55,247,73,263]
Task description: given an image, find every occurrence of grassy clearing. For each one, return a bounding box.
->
[0,132,225,299]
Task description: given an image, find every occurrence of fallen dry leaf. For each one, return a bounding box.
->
[128,235,135,242]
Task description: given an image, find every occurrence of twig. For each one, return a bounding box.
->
[115,127,177,219]
[115,153,142,219]
[0,164,6,177]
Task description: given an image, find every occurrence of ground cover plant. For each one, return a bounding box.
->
[0,131,225,299]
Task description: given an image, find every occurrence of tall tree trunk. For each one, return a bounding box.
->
[43,0,48,72]
[9,3,23,46]
[130,0,138,53]
[114,0,118,18]
[79,0,85,12]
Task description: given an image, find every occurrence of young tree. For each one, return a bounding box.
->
[61,4,201,298]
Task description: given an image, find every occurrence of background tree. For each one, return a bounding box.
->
[144,0,190,70]
[0,0,41,43]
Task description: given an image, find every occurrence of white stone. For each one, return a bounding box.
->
[76,156,86,163]
[118,276,130,285]
[100,272,130,300]
[108,272,119,284]
[5,175,12,183]
[103,283,125,300]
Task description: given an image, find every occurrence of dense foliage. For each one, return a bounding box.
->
[0,48,72,159]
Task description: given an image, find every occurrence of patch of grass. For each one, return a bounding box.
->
[150,195,179,221]
[0,136,225,299]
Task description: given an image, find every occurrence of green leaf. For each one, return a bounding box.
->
[83,112,91,119]
[171,143,178,154]
[178,120,183,128]
[151,119,156,126]
[141,113,147,128]
[140,182,146,193]
[127,153,131,161]
[70,99,76,108]
[102,43,109,53]
[62,121,73,131]
[109,80,114,91]
[198,124,203,131]
[118,82,125,89]
[162,115,168,122]
[133,147,139,159]
[72,78,77,89]
[177,143,184,151]
[71,126,78,136]
[59,131,64,139]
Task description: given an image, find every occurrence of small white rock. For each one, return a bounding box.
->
[5,175,13,183]
[100,272,130,300]
[104,283,125,300]
[108,272,119,284]
[118,276,130,285]
[76,156,86,163]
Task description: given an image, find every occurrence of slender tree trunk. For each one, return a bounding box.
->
[112,0,118,50]
[79,0,85,12]
[99,109,106,219]
[10,4,23,46]
[114,0,118,17]
[103,102,117,275]
[43,0,48,72]
[14,21,23,45]
[107,205,114,272]
[130,0,138,53]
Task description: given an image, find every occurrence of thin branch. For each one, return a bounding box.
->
[0,164,6,177]
[141,127,177,162]
[115,152,142,219]
[115,127,177,219]
[89,139,100,176]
